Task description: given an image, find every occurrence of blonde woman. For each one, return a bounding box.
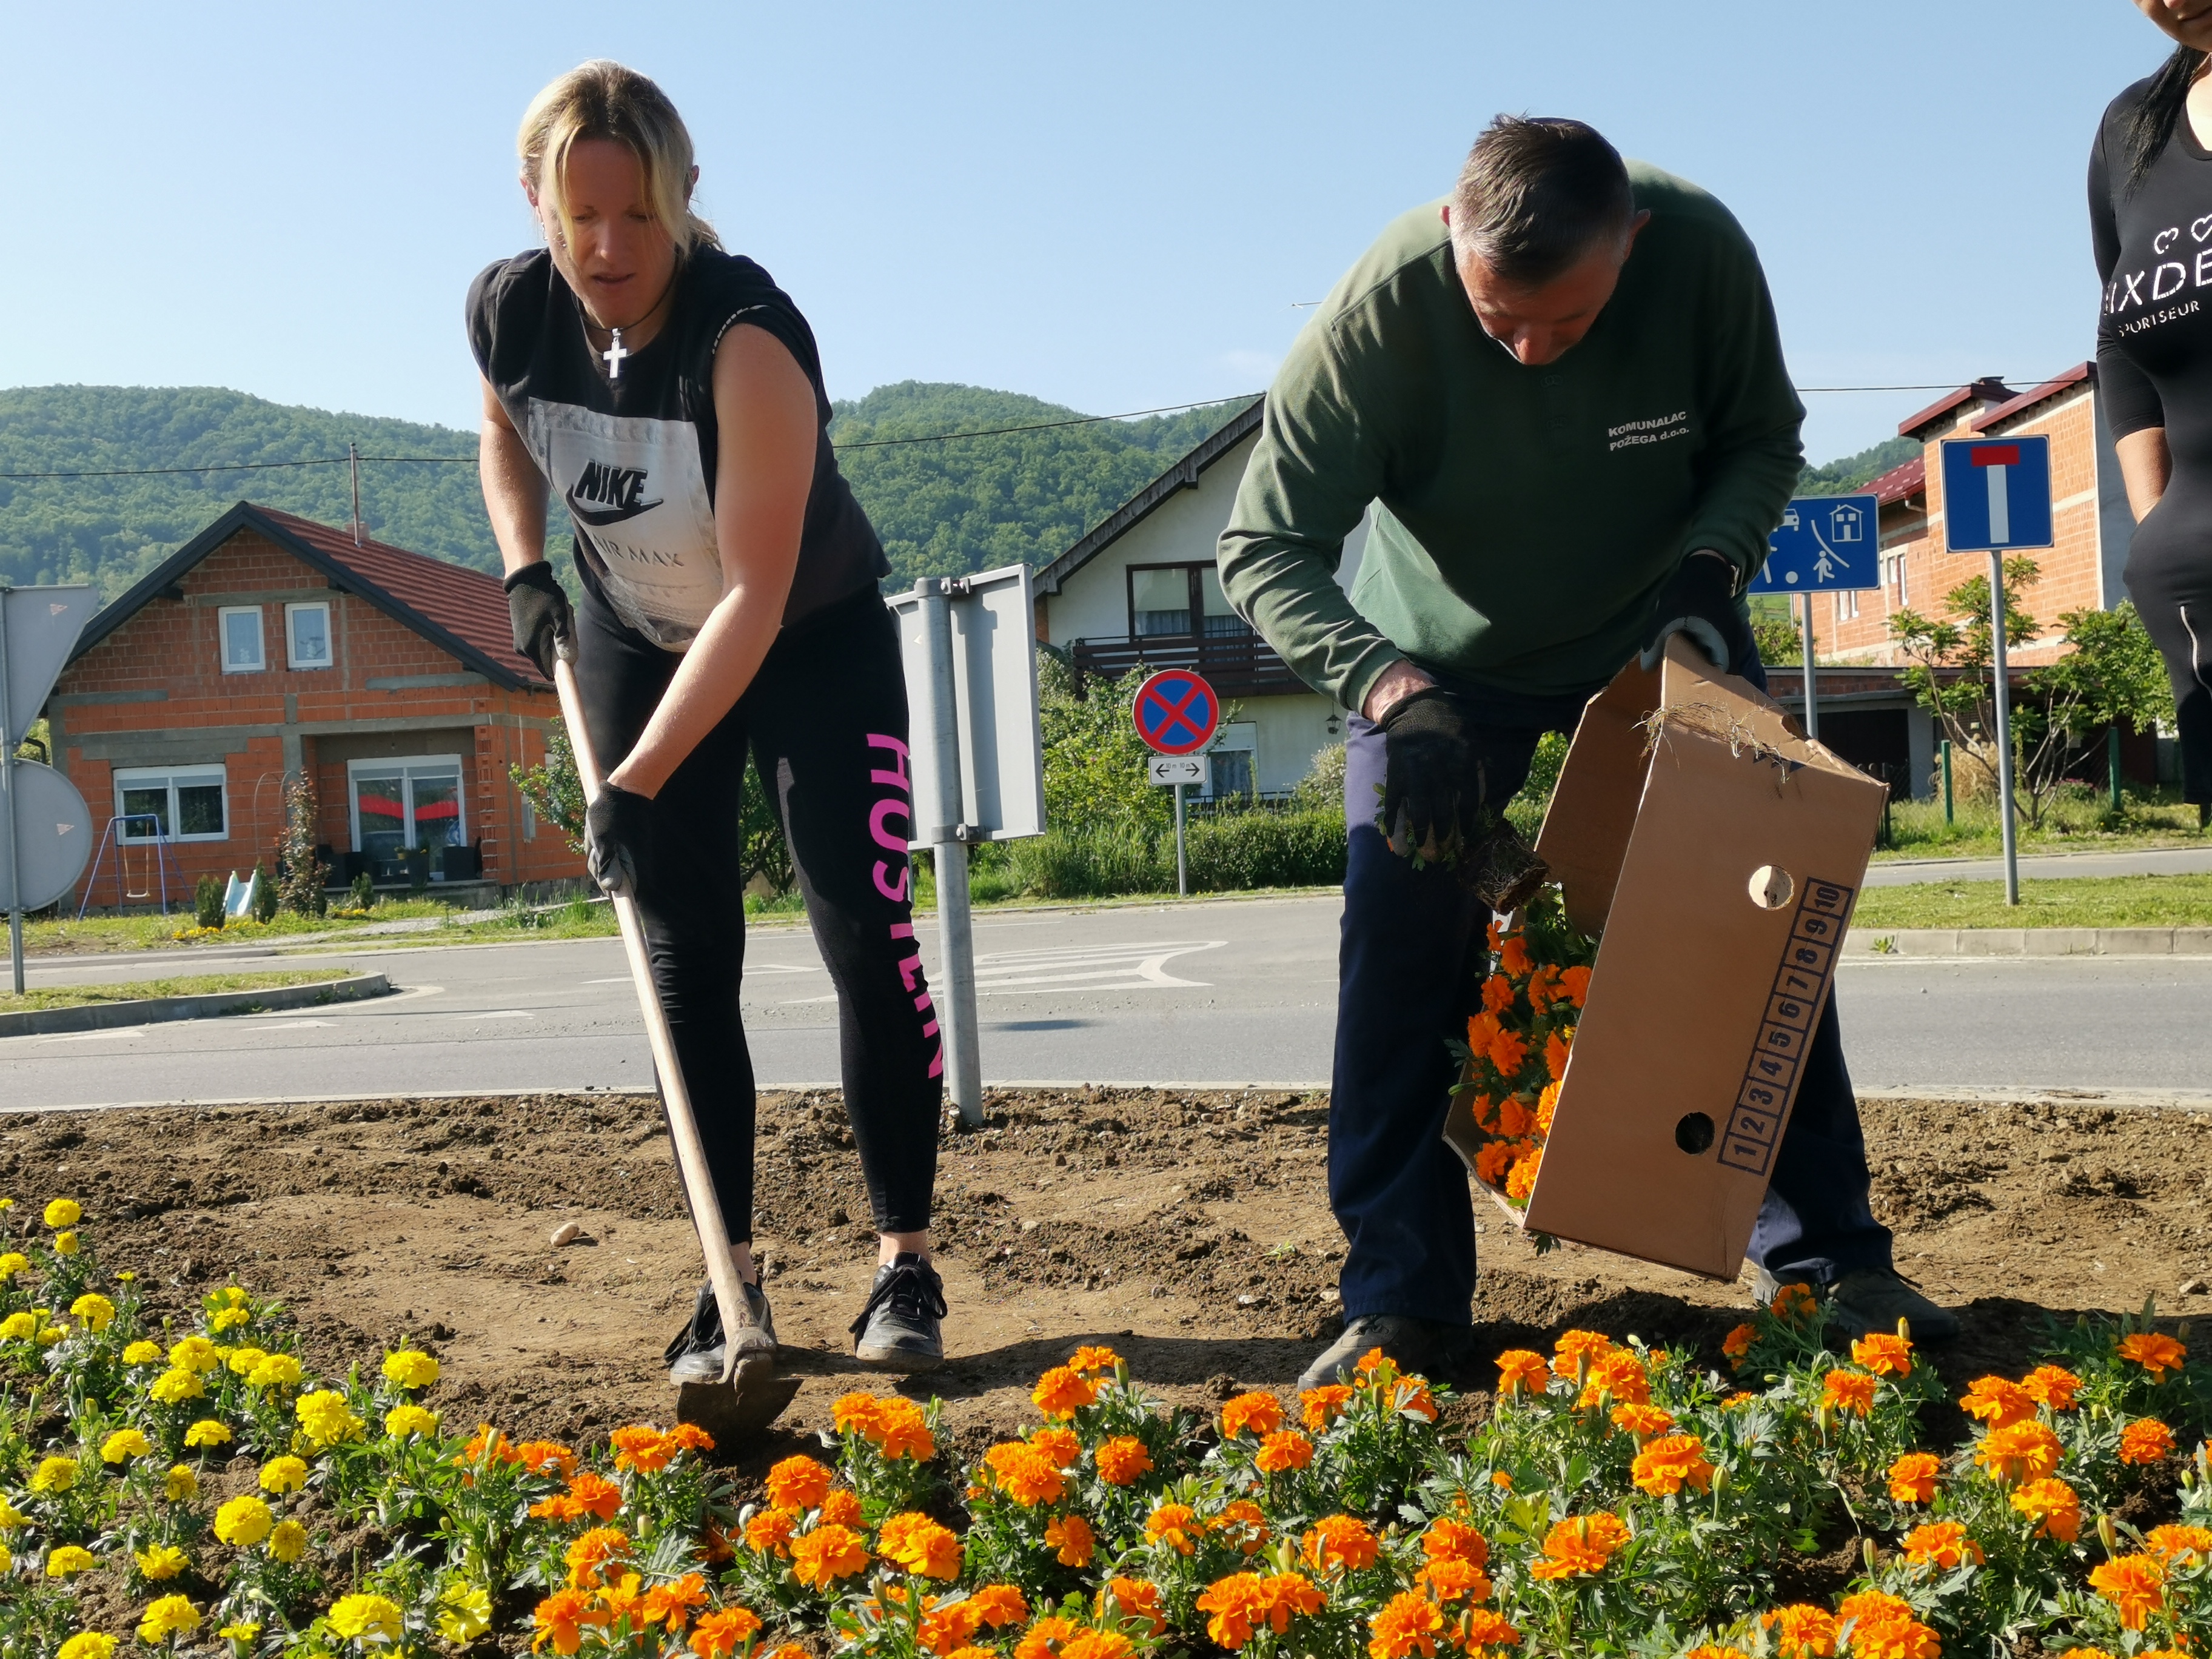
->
[472,61,947,1376]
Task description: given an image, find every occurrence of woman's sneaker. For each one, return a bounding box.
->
[850,1253,947,1372]
[665,1280,777,1386]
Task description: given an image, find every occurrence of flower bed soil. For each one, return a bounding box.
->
[5,1086,2208,1488]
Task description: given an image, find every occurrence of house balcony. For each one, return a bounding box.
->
[1067,629,1308,698]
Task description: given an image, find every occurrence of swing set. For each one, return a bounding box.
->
[75,814,187,919]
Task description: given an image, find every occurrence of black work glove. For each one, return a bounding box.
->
[585,783,654,897]
[1640,552,1757,676]
[504,561,575,681]
[1378,686,1483,865]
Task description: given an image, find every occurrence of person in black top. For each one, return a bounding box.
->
[2091,5,2212,823]
[472,61,949,1376]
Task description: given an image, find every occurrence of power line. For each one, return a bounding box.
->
[0,455,473,480]
[830,394,1261,449]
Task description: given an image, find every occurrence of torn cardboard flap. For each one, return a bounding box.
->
[1499,636,1886,1281]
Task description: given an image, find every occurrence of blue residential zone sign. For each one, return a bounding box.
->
[1939,435,2054,552]
[1749,494,1881,594]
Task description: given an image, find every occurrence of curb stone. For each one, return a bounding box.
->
[1843,927,2212,957]
[0,973,392,1039]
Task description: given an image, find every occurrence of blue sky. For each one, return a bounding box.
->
[1,1,2171,464]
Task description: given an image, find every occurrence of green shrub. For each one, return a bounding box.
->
[1000,825,1168,899]
[349,871,375,911]
[249,862,278,923]
[192,875,225,931]
[1182,808,1347,890]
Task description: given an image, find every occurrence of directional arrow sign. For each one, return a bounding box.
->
[1147,754,1209,789]
[4,585,98,747]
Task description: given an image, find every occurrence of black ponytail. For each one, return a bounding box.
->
[2126,44,2207,193]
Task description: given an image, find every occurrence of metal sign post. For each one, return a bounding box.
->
[1,587,18,994]
[1939,437,2055,908]
[1797,594,1820,742]
[1751,494,1879,743]
[890,566,1047,1127]
[0,585,100,993]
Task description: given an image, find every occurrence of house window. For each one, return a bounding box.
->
[286,602,333,669]
[218,606,264,673]
[1208,722,1259,800]
[1837,589,1860,622]
[1127,563,1253,638]
[113,767,228,842]
[347,756,467,873]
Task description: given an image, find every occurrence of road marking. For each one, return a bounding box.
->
[975,940,1224,992]
[35,1027,148,1044]
[246,1019,334,1030]
[444,1010,534,1020]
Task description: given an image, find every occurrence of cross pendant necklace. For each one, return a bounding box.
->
[582,267,680,384]
[602,329,630,381]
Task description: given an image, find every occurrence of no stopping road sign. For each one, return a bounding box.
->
[1133,669,1220,756]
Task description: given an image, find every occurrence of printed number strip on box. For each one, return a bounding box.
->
[1719,879,1854,1177]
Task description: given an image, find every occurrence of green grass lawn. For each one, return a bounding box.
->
[1851,873,2212,931]
[24,899,469,957]
[1871,788,2206,862]
[0,968,360,1014]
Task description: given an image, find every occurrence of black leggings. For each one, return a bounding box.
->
[574,579,942,1238]
[2127,528,2212,805]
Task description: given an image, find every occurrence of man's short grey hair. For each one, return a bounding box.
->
[1450,115,1634,288]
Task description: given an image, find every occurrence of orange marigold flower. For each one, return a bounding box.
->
[1044,1513,1094,1568]
[1196,1575,1265,1651]
[1421,1518,1489,1570]
[1301,1384,1355,1429]
[1059,1633,1134,1659]
[874,1397,936,1461]
[1096,1577,1163,1635]
[1416,1557,1492,1603]
[1543,1030,1572,1084]
[563,1527,629,1589]
[1761,1604,1839,1658]
[819,1488,863,1526]
[640,1572,710,1632]
[531,1470,623,1523]
[1960,1375,2035,1430]
[1552,1329,1616,1378]
[2119,1418,2176,1465]
[531,1589,599,1655]
[1770,1282,1818,1323]
[1721,1324,1757,1369]
[1526,1512,1630,1580]
[1975,1419,2062,1486]
[1301,1513,1379,1574]
[1212,1498,1271,1555]
[1094,1435,1152,1486]
[1367,1591,1443,1659]
[1258,1574,1324,1631]
[1465,1012,1502,1056]
[1456,1609,1521,1657]
[1682,1649,1751,1659]
[1822,1370,1877,1417]
[745,1508,796,1557]
[1488,1030,1529,1078]
[2088,1553,2166,1631]
[2145,1523,2212,1562]
[1495,1349,1548,1399]
[765,1454,833,1513]
[515,1439,580,1476]
[2022,1364,2083,1410]
[1221,1391,1284,1438]
[982,1441,1067,1507]
[918,1604,982,1658]
[1145,1502,1198,1555]
[1534,1079,1561,1138]
[1557,964,1591,1006]
[1835,1591,1938,1659]
[1851,1333,1914,1377]
[690,1606,764,1659]
[1504,1151,1542,1202]
[1610,1402,1675,1439]
[879,1512,962,1581]
[1016,1615,1080,1659]
[2116,1331,2187,1380]
[1032,1366,1098,1421]
[962,1584,1028,1629]
[1473,1140,1517,1188]
[1578,1347,1650,1408]
[1481,974,1515,1014]
[1498,934,1532,977]
[2011,1478,2082,1544]
[1631,1433,1715,1496]
[1067,1344,1121,1375]
[831,1392,884,1438]
[1256,1429,1314,1473]
[1887,1452,1940,1504]
[607,1424,674,1475]
[1028,1426,1082,1469]
[1492,1096,1533,1140]
[1900,1521,1983,1569]
[790,1523,869,1590]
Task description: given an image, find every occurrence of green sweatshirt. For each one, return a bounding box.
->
[1217,164,1805,711]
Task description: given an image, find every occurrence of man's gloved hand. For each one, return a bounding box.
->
[585,783,654,897]
[1378,686,1482,863]
[504,562,574,681]
[1640,551,1757,675]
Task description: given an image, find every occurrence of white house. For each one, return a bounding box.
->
[1033,400,1369,798]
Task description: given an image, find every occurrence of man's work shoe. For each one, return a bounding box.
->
[665,1279,777,1386]
[1296,1314,1473,1393]
[850,1253,946,1372]
[1752,1265,1960,1344]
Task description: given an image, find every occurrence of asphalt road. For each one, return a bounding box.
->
[7,895,2211,1110]
[1863,843,2212,885]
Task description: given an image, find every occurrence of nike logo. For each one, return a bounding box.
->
[565,460,663,526]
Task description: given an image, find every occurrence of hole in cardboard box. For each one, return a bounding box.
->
[1748,865,1794,910]
[1674,1112,1715,1155]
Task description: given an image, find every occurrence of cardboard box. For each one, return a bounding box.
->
[1443,635,1886,1281]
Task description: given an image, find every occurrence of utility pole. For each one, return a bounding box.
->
[349,443,362,546]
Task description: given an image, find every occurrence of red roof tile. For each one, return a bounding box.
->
[1897,377,2018,439]
[1969,363,2093,432]
[1865,455,1925,506]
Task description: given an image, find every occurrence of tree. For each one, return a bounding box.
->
[275,774,328,916]
[1036,649,1170,836]
[510,727,586,857]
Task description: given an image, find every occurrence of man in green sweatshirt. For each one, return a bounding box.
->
[1217,116,1956,1392]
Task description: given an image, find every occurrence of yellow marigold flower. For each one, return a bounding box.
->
[1631,1433,1715,1496]
[1888,1452,1940,1504]
[249,1352,303,1389]
[47,1543,97,1577]
[2116,1331,2187,1381]
[2011,1478,2082,1543]
[382,1349,440,1389]
[873,1396,936,1461]
[0,1251,27,1281]
[213,1495,273,1547]
[689,1606,762,1659]
[267,1520,308,1564]
[327,1595,404,1643]
[2119,1418,2177,1465]
[436,1584,493,1645]
[1094,1435,1153,1485]
[1821,1370,1877,1417]
[70,1293,116,1332]
[877,1511,962,1580]
[224,1346,267,1378]
[149,1368,204,1405]
[44,1197,82,1228]
[163,1464,199,1502]
[1975,1419,2062,1486]
[121,1339,162,1365]
[295,1389,364,1445]
[135,1543,189,1581]
[58,1636,119,1659]
[183,1418,232,1448]
[1834,1592,1937,1658]
[138,1598,203,1644]
[1503,1149,1541,1202]
[0,1311,36,1341]
[167,1336,220,1374]
[2088,1553,2166,1631]
[1900,1521,1982,1569]
[260,1455,309,1494]
[384,1404,440,1439]
[1031,1365,1098,1420]
[36,1321,67,1347]
[0,1495,27,1526]
[1220,1390,1285,1439]
[53,1230,79,1256]
[830,1390,883,1436]
[1851,1333,1914,1376]
[30,1454,78,1492]
[207,1307,250,1333]
[1578,1347,1650,1409]
[101,1429,152,1464]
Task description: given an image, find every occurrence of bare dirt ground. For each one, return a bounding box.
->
[6,1087,2210,1488]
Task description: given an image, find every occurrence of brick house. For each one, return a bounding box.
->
[50,502,584,905]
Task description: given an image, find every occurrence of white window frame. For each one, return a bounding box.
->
[1837,589,1860,622]
[113,766,229,843]
[346,755,468,853]
[284,601,333,670]
[218,606,265,674]
[1205,722,1259,800]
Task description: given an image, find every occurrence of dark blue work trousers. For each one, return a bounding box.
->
[1330,663,1893,1326]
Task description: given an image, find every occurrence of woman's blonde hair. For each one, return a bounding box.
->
[518,61,720,257]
